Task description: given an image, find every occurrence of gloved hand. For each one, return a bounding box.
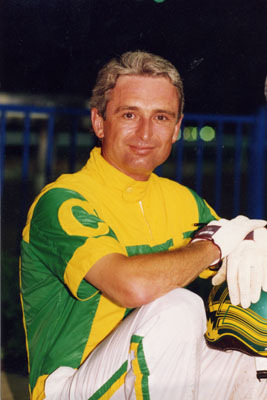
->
[212,227,267,308]
[192,215,266,264]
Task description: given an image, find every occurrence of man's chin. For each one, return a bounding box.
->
[124,161,158,181]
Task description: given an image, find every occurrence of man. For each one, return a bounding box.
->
[20,51,267,399]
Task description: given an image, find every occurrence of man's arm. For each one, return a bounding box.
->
[86,216,267,308]
[85,241,219,308]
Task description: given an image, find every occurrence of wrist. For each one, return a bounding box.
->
[204,240,221,265]
[189,240,221,267]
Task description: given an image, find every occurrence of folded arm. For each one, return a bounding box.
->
[85,240,219,308]
[86,215,266,308]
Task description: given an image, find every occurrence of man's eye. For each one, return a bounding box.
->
[156,115,168,121]
[123,112,135,119]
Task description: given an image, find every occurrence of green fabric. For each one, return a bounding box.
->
[20,148,219,395]
[21,188,108,390]
[131,335,150,399]
[88,361,128,400]
[188,188,218,224]
[126,239,173,256]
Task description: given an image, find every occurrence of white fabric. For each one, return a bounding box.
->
[212,227,267,308]
[44,288,267,400]
[192,216,266,262]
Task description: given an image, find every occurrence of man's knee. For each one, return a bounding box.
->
[137,288,207,341]
[158,288,206,336]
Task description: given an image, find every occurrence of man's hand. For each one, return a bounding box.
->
[212,227,267,308]
[192,215,266,263]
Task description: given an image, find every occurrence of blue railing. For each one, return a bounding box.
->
[0,104,92,192]
[174,111,266,218]
[1,104,266,220]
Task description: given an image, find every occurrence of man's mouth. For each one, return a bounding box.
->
[129,145,155,154]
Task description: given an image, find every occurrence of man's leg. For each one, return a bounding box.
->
[44,288,206,399]
[198,339,267,400]
[44,288,266,399]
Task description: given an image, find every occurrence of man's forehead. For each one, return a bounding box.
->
[114,74,173,88]
[108,74,179,103]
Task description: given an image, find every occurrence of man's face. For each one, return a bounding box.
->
[91,75,183,181]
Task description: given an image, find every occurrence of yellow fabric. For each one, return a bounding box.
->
[64,235,127,300]
[22,147,217,397]
[80,295,126,363]
[31,375,49,400]
[130,341,144,399]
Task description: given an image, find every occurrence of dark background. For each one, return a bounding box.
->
[1,0,267,383]
[1,0,267,114]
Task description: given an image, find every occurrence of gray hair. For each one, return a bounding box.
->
[90,51,184,119]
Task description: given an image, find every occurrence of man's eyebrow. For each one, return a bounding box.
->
[114,106,139,114]
[114,106,177,118]
[154,109,177,118]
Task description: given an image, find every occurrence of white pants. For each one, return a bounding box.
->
[45,288,267,399]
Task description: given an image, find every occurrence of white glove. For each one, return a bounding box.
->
[212,227,267,308]
[192,215,266,263]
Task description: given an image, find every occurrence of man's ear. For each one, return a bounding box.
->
[172,114,183,143]
[91,108,104,139]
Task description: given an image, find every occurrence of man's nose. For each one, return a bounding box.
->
[136,118,152,141]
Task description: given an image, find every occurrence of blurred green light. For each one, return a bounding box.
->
[183,126,198,141]
[199,126,215,142]
[153,0,166,3]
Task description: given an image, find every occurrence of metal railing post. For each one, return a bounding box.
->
[0,110,7,196]
[22,113,31,183]
[214,121,223,213]
[45,111,55,184]
[175,127,184,183]
[195,120,204,196]
[247,107,267,218]
[69,116,78,173]
[233,123,242,217]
